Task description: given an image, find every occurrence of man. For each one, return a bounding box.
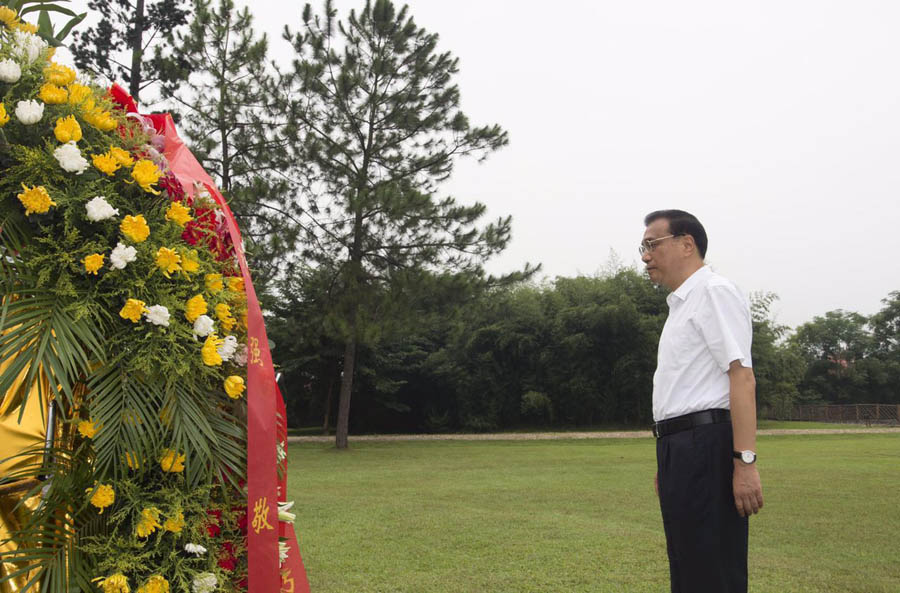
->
[641,210,763,593]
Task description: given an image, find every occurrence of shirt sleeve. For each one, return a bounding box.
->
[692,284,753,372]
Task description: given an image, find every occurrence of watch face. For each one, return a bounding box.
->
[741,450,756,464]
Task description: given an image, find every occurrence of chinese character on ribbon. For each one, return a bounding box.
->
[248,336,263,366]
[252,497,274,534]
[282,570,295,593]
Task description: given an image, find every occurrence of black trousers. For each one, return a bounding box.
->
[656,421,748,593]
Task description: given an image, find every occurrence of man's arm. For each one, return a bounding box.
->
[729,360,763,517]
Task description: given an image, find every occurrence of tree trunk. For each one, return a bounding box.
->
[129,0,145,102]
[334,334,357,449]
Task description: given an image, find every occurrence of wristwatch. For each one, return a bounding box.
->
[733,450,757,464]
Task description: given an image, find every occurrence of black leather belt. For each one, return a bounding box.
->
[652,409,731,438]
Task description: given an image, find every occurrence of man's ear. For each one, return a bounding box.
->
[681,234,696,257]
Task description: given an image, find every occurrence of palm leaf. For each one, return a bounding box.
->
[166,382,246,489]
[0,291,105,418]
[0,443,99,593]
[87,365,164,480]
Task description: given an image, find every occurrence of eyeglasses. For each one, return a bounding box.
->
[638,234,682,256]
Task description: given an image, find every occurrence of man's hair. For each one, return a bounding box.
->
[643,209,708,259]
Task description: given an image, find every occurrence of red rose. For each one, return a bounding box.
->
[218,541,237,572]
[206,510,222,537]
[159,172,186,203]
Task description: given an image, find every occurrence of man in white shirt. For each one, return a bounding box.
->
[641,210,763,593]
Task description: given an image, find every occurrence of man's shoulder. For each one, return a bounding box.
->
[703,269,740,291]
[697,271,750,308]
[697,270,749,308]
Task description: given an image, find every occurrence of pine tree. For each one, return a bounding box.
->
[68,0,190,102]
[279,0,525,448]
[154,0,291,286]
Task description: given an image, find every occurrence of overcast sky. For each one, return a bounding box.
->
[61,0,900,328]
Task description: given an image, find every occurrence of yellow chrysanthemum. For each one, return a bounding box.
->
[38,83,68,104]
[215,303,236,331]
[17,184,56,216]
[15,21,38,34]
[44,63,76,86]
[83,253,104,275]
[54,115,82,143]
[131,160,161,194]
[87,483,115,513]
[135,507,162,538]
[227,276,244,293]
[96,574,129,593]
[159,448,185,473]
[119,298,147,323]
[84,108,117,131]
[0,6,18,28]
[155,247,181,278]
[136,576,169,593]
[120,214,150,242]
[92,152,120,176]
[201,334,224,367]
[0,103,9,128]
[184,294,208,323]
[180,249,200,274]
[124,451,142,469]
[165,201,192,227]
[224,375,245,399]
[77,419,98,438]
[163,512,184,534]
[68,83,93,105]
[205,274,223,293]
[108,146,134,167]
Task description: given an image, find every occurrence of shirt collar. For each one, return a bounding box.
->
[667,265,711,306]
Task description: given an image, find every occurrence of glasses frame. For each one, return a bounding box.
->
[638,233,683,256]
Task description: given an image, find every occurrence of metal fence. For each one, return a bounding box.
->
[788,404,900,426]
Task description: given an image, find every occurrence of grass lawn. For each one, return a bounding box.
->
[756,419,884,430]
[287,433,900,593]
[288,419,874,437]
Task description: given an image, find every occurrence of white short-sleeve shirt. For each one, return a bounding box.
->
[652,266,753,422]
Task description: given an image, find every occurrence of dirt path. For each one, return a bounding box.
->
[287,427,900,443]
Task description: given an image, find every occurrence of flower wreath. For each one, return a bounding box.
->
[0,7,306,593]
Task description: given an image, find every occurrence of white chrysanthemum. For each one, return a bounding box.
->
[15,99,43,125]
[184,543,207,556]
[192,315,215,338]
[279,540,290,565]
[85,196,119,221]
[109,242,137,270]
[191,572,217,593]
[53,142,90,174]
[278,500,296,523]
[144,305,170,327]
[233,344,248,366]
[0,59,21,83]
[13,30,47,64]
[217,335,238,361]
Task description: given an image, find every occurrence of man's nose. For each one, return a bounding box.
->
[641,251,652,263]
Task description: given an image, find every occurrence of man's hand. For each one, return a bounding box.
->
[733,462,763,517]
[654,471,659,498]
